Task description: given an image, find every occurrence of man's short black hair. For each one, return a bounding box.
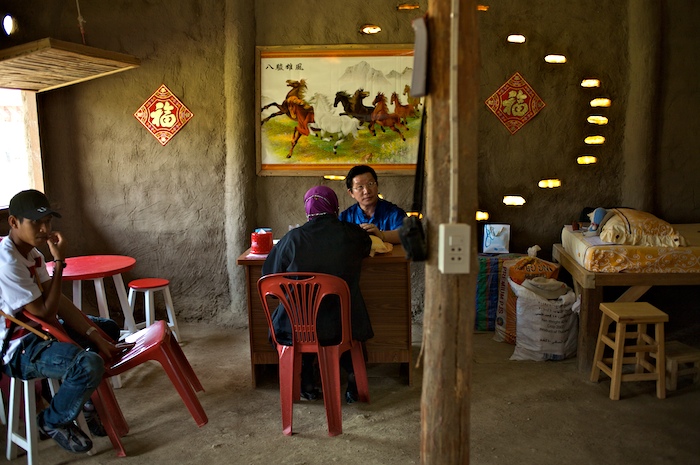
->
[345,165,378,190]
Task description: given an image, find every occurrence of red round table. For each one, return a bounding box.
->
[47,255,138,335]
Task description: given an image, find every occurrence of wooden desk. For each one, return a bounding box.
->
[237,245,413,387]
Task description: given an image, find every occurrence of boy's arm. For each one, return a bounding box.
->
[56,295,120,357]
[23,258,66,320]
[38,230,67,302]
[29,294,122,359]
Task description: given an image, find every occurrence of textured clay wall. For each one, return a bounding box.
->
[477,0,629,255]
[2,0,699,325]
[3,0,242,324]
[655,0,700,221]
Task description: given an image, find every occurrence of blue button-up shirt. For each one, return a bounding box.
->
[339,199,407,231]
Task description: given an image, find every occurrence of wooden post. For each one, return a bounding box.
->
[421,0,479,464]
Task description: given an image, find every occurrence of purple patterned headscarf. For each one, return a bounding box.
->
[304,185,339,219]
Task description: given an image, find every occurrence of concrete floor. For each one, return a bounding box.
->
[5,322,699,465]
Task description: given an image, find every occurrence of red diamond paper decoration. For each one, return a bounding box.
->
[134,84,193,146]
[485,72,545,135]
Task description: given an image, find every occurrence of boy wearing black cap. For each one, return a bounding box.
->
[0,190,122,453]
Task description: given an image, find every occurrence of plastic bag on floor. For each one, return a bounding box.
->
[508,278,578,361]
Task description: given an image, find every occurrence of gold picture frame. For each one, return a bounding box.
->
[256,44,422,176]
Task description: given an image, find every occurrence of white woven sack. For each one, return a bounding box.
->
[508,279,578,361]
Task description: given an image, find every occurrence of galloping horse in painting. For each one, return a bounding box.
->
[403,84,422,115]
[261,79,307,125]
[333,91,354,117]
[308,93,362,154]
[390,92,416,126]
[260,79,314,158]
[369,92,406,141]
[350,89,376,126]
[333,89,374,127]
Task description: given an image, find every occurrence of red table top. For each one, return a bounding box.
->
[47,255,136,280]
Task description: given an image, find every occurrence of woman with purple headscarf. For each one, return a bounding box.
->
[262,185,372,403]
[303,185,339,219]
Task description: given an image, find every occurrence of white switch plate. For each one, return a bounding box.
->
[438,223,471,274]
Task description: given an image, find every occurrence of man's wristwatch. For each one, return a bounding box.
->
[53,259,67,268]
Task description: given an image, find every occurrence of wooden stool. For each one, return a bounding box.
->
[590,302,668,400]
[664,341,700,391]
[127,278,181,342]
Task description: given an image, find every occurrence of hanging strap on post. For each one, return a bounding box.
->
[399,110,428,261]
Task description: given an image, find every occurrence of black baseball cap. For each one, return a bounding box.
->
[9,190,62,221]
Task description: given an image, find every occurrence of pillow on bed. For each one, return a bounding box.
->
[599,208,686,247]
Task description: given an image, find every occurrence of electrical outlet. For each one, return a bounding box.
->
[438,223,470,274]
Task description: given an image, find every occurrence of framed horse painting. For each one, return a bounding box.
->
[256,44,423,176]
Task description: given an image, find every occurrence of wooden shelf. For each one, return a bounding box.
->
[0,38,139,92]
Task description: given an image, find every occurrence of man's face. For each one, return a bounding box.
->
[10,214,53,248]
[348,172,379,209]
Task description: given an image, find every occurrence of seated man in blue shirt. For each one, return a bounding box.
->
[338,165,406,244]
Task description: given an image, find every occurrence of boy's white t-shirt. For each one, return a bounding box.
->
[0,236,49,364]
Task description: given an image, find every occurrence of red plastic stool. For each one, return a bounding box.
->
[127,278,181,342]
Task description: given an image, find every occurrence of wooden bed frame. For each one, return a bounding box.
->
[552,244,700,375]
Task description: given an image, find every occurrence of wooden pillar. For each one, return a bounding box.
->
[224,0,257,324]
[421,1,479,464]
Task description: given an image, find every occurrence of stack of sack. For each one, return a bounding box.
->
[494,246,560,344]
[508,277,579,361]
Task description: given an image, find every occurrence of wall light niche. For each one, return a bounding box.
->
[581,78,601,88]
[507,34,526,44]
[3,14,17,35]
[584,136,605,145]
[587,115,608,125]
[323,175,345,181]
[359,24,382,35]
[538,179,561,189]
[545,54,567,63]
[577,156,598,165]
[590,98,611,107]
[476,211,490,221]
[503,195,526,206]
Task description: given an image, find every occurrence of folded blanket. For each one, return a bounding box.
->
[599,208,686,247]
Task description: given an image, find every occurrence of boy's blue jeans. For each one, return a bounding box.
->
[1,316,119,428]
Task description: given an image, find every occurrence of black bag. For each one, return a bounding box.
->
[399,110,428,261]
[400,215,427,261]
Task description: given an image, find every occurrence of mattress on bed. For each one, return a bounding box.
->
[561,224,700,273]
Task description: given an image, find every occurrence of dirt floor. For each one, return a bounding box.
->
[4,322,700,465]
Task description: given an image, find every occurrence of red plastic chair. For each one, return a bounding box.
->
[22,310,207,455]
[257,272,370,436]
[20,311,129,455]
